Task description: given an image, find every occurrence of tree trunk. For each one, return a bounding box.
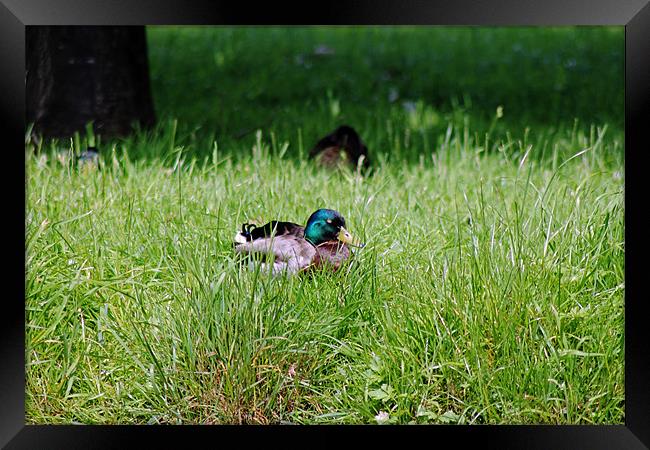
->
[26,26,156,139]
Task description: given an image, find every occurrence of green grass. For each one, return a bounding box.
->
[26,124,624,424]
[144,26,623,161]
[25,26,624,424]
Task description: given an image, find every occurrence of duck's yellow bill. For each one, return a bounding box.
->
[338,227,364,248]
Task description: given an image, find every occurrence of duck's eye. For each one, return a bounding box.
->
[326,219,333,224]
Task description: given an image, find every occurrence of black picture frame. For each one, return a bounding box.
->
[4,1,649,448]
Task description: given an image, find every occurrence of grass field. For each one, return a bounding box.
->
[25,26,625,424]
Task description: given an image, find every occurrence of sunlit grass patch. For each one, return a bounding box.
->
[26,121,624,424]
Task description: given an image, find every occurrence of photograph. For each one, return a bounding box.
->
[24,25,625,426]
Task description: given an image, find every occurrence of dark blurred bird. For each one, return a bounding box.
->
[309,125,371,172]
[233,208,363,275]
[76,146,100,169]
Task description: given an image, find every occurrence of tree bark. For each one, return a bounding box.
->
[26,26,156,139]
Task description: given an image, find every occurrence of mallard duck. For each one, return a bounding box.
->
[309,125,371,172]
[233,208,363,275]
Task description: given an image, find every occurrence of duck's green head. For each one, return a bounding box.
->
[304,208,363,247]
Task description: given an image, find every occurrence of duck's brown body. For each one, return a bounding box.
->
[234,220,352,275]
[311,241,351,271]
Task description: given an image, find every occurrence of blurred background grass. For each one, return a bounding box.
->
[145,26,623,161]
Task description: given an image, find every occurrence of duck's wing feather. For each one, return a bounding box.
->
[249,221,305,239]
[235,220,304,244]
